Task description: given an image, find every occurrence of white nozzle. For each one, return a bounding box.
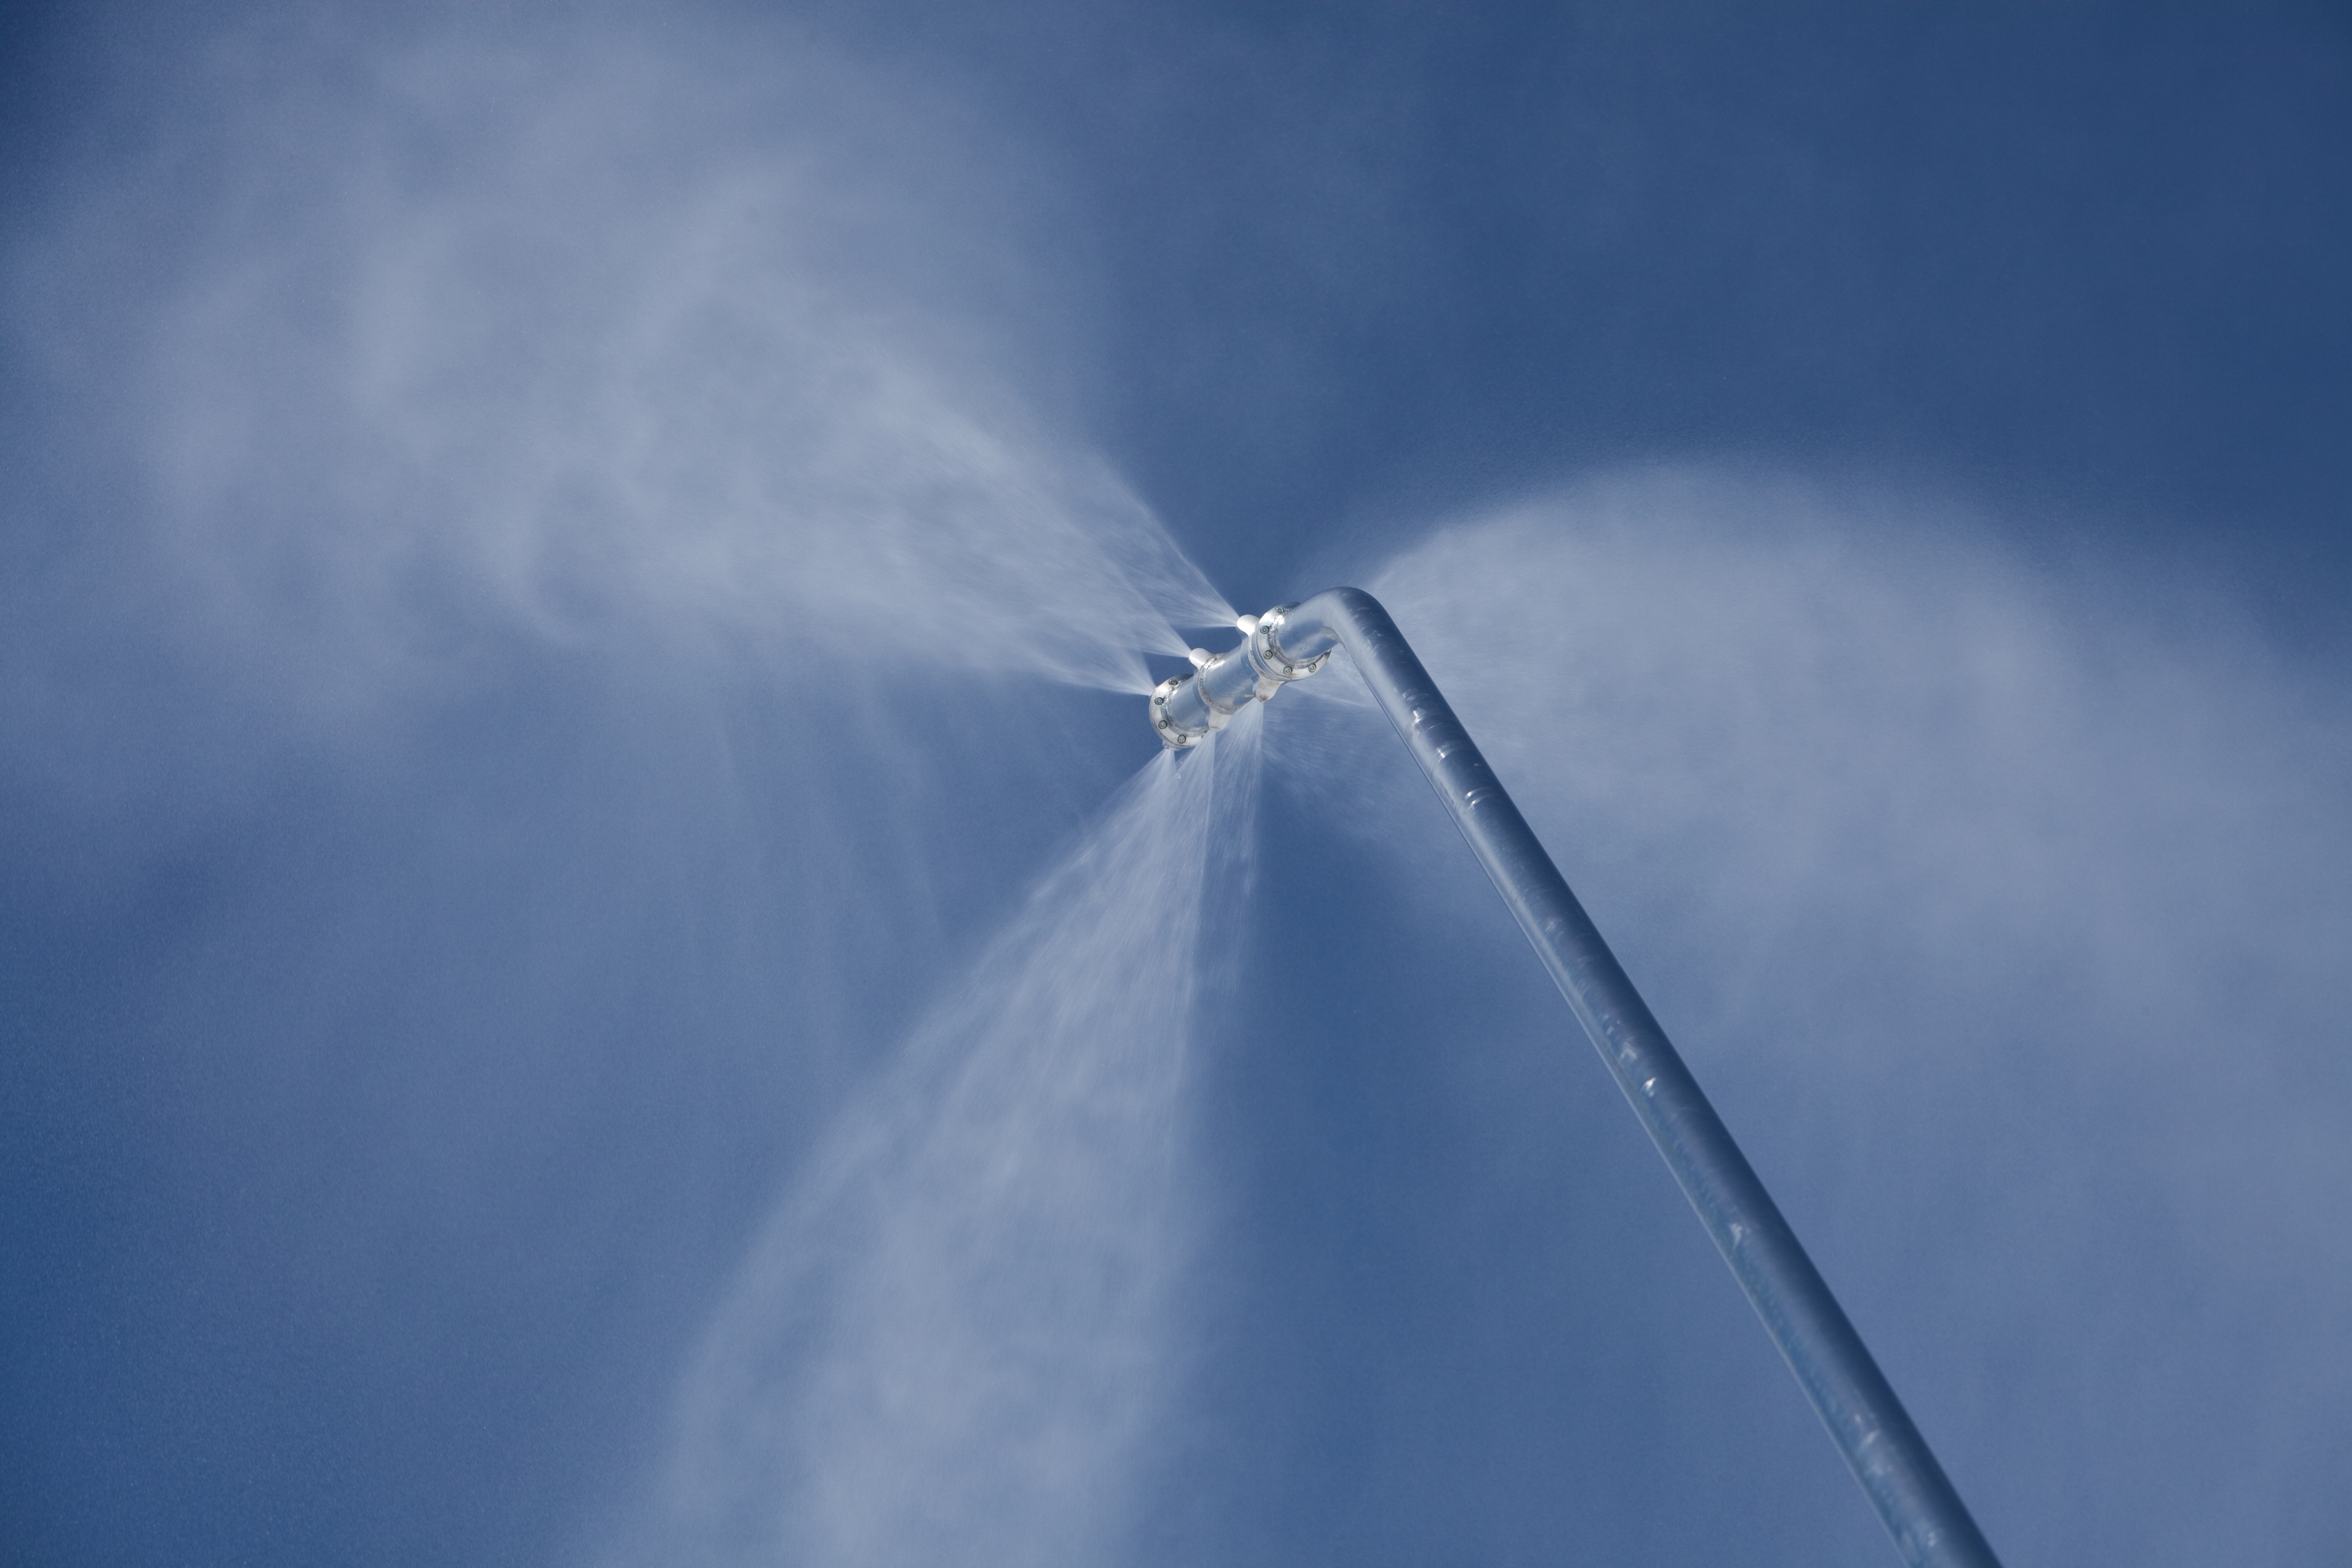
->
[1235,613,1260,635]
[1188,647,1213,669]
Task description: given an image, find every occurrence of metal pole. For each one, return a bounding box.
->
[1164,587,2001,1568]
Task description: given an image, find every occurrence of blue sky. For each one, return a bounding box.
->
[4,5,2348,1565]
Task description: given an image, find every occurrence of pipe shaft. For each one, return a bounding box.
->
[1275,587,2001,1568]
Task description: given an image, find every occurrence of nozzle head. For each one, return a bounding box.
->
[1153,607,1318,749]
[1150,675,1202,749]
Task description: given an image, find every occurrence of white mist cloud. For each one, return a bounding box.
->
[3,6,1224,762]
[1248,467,2352,1564]
[614,714,1261,1568]
[1,12,1236,1563]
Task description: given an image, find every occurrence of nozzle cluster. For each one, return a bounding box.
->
[1149,605,1332,749]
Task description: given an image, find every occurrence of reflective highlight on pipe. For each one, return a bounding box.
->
[1147,588,2003,1568]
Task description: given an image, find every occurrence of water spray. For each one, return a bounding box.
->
[1153,588,2001,1568]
